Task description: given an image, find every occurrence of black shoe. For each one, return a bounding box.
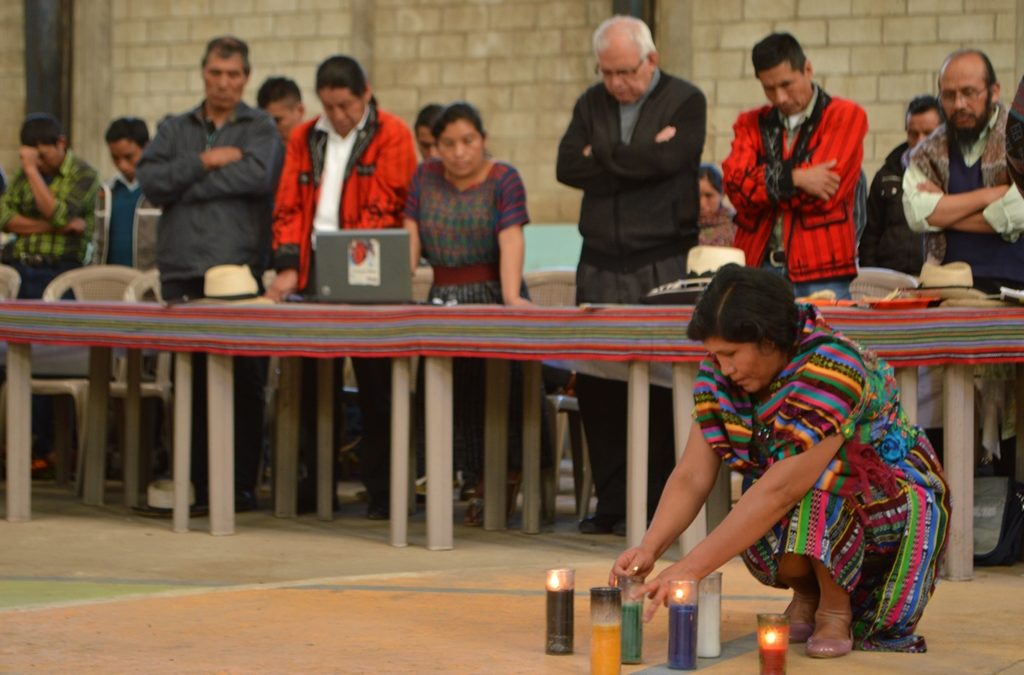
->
[235,488,260,513]
[367,496,390,520]
[367,503,390,520]
[579,514,624,535]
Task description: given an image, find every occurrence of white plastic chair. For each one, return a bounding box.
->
[41,265,146,492]
[116,269,172,501]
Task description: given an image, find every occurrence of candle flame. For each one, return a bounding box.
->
[764,629,778,646]
[547,571,561,591]
[673,588,685,602]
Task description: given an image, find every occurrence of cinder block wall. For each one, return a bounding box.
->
[1,0,1021,225]
[0,0,25,182]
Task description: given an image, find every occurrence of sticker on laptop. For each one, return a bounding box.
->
[348,238,381,287]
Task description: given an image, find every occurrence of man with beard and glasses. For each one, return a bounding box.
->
[902,49,1024,292]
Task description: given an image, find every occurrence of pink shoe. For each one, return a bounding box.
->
[789,622,814,643]
[806,635,852,658]
[805,609,852,658]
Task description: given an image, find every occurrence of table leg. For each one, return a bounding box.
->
[521,361,542,534]
[82,347,111,506]
[425,357,453,550]
[943,364,974,581]
[317,358,335,521]
[390,357,411,547]
[672,363,705,555]
[626,361,650,547]
[123,349,142,508]
[172,353,192,533]
[273,357,301,518]
[5,342,31,522]
[208,353,235,536]
[483,359,509,531]
[897,367,918,426]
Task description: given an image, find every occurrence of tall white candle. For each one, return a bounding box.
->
[697,571,722,658]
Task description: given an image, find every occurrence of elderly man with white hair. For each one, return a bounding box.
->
[556,15,707,535]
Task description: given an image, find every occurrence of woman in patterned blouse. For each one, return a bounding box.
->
[612,264,950,658]
[696,163,737,248]
[403,101,533,524]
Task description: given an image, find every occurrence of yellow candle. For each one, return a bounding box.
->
[590,622,621,675]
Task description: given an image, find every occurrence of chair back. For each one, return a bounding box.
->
[42,265,146,302]
[0,263,21,299]
[123,268,162,303]
[524,267,576,306]
[412,265,433,303]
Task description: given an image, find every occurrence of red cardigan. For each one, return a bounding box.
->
[271,107,417,290]
[722,94,867,283]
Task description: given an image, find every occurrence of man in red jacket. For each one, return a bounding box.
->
[723,33,868,298]
[267,55,417,518]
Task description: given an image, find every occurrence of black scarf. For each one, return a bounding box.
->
[758,86,832,202]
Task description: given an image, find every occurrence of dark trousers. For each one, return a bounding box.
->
[575,373,677,520]
[187,352,267,496]
[162,276,267,498]
[297,357,392,504]
[351,357,392,501]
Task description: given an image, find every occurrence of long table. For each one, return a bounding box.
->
[3,301,1024,581]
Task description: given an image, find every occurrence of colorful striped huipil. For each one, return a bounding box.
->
[693,304,951,652]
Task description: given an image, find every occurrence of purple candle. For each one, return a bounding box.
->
[667,580,698,670]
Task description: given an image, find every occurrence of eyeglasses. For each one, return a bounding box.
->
[595,58,646,80]
[939,87,988,104]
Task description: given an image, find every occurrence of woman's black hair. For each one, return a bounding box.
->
[431,101,485,140]
[698,163,723,194]
[686,264,799,351]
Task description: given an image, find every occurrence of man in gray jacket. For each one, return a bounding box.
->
[137,35,281,513]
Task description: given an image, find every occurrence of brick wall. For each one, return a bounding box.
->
[2,1,1021,225]
[0,0,25,183]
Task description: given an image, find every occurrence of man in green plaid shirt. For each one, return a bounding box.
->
[0,113,99,298]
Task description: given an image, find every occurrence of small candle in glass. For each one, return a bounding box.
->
[697,572,722,658]
[615,574,644,664]
[545,568,574,654]
[590,586,622,675]
[667,580,698,670]
[757,613,790,675]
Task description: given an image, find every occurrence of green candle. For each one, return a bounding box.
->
[621,600,643,663]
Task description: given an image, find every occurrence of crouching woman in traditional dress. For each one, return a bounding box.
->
[611,264,950,657]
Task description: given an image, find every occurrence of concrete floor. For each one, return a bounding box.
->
[2,482,1024,674]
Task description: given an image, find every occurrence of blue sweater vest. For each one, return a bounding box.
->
[944,142,1024,289]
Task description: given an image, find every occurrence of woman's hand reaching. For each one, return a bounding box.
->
[638,562,701,622]
[609,546,657,585]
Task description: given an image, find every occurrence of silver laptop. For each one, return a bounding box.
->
[313,229,412,303]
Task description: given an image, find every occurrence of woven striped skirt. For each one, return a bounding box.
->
[742,437,951,652]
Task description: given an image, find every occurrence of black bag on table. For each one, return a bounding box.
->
[973,476,1024,566]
